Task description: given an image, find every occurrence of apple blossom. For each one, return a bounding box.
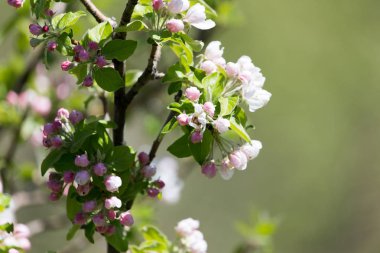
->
[213,117,230,133]
[229,150,248,170]
[104,175,122,192]
[240,140,262,160]
[75,170,91,185]
[166,19,185,33]
[183,4,215,30]
[119,211,134,227]
[105,196,122,209]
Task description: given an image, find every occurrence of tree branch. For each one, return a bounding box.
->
[79,0,110,24]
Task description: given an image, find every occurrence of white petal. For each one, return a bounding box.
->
[191,19,216,30]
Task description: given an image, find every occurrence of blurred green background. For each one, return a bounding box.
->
[2,0,380,253]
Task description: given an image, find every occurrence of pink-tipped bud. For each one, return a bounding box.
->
[51,136,63,148]
[214,117,230,133]
[138,152,150,166]
[45,9,55,17]
[74,212,87,225]
[105,225,116,236]
[69,110,84,124]
[57,108,70,119]
[49,192,61,201]
[201,162,217,178]
[141,165,156,178]
[154,179,165,189]
[95,226,108,234]
[228,150,248,171]
[185,87,201,101]
[7,0,24,8]
[88,41,99,51]
[75,154,90,168]
[76,183,92,196]
[200,60,217,75]
[147,188,160,198]
[52,120,62,132]
[61,60,73,71]
[177,113,189,126]
[47,41,57,51]
[95,56,107,68]
[13,224,31,238]
[191,131,203,144]
[226,62,239,78]
[74,45,84,53]
[104,196,122,209]
[119,211,134,227]
[42,136,52,148]
[166,19,185,33]
[74,170,90,185]
[63,171,75,183]
[83,75,93,87]
[47,179,63,192]
[42,25,49,33]
[93,163,107,176]
[29,24,42,36]
[153,0,164,11]
[107,210,117,220]
[78,50,90,62]
[104,175,122,192]
[49,172,61,181]
[203,102,215,117]
[43,123,55,136]
[83,200,97,213]
[92,213,106,227]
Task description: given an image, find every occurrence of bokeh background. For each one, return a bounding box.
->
[1,0,380,253]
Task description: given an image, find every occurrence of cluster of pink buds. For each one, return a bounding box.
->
[42,108,83,148]
[137,152,166,198]
[61,41,108,87]
[7,0,24,8]
[151,0,215,33]
[175,218,207,253]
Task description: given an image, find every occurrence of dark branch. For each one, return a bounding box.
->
[149,90,183,162]
[79,0,110,24]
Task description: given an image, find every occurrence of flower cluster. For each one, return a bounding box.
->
[175,218,207,253]
[0,223,31,253]
[6,90,51,116]
[151,0,215,33]
[42,108,83,148]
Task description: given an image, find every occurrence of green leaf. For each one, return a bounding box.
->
[229,117,251,143]
[0,193,11,212]
[189,129,213,165]
[29,38,45,48]
[84,223,96,243]
[114,20,149,32]
[106,146,136,172]
[32,0,51,19]
[0,223,13,233]
[56,32,73,56]
[102,39,137,61]
[87,21,113,44]
[161,117,178,134]
[162,63,186,83]
[178,33,204,52]
[168,82,182,95]
[125,70,142,87]
[141,226,170,246]
[69,64,88,84]
[106,223,129,252]
[167,134,192,158]
[70,126,97,153]
[52,11,86,30]
[203,72,225,103]
[93,67,124,92]
[66,225,80,241]
[66,186,82,221]
[234,106,247,126]
[41,149,65,176]
[219,96,239,116]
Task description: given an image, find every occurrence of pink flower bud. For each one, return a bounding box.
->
[78,49,90,62]
[138,152,150,166]
[95,56,107,68]
[57,108,70,119]
[105,225,116,235]
[104,196,122,209]
[74,212,87,225]
[92,213,106,227]
[240,140,262,160]
[75,154,90,168]
[74,170,90,185]
[200,60,217,75]
[104,175,122,192]
[74,45,84,53]
[61,60,73,71]
[95,226,108,234]
[76,183,92,196]
[49,172,61,181]
[45,9,55,17]
[7,0,24,8]
[88,41,99,51]
[47,41,57,51]
[201,162,217,178]
[107,210,117,220]
[228,150,248,171]
[52,120,62,131]
[83,75,93,87]
[214,118,230,133]
[203,102,215,117]
[147,188,160,198]
[166,19,185,33]
[119,211,134,227]
[43,123,55,135]
[93,163,107,176]
[69,110,84,124]
[191,131,203,144]
[49,192,61,201]
[83,200,97,213]
[154,179,165,189]
[51,136,63,148]
[152,0,164,11]
[14,224,31,238]
[47,179,63,192]
[63,171,75,183]
[177,113,189,126]
[29,24,42,36]
[141,165,156,178]
[42,136,52,148]
[185,87,201,101]
[226,62,239,78]
[42,25,49,33]
[175,218,200,237]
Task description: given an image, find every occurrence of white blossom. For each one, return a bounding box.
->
[184,4,215,30]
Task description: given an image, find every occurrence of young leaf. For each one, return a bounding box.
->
[41,149,65,176]
[167,134,192,158]
[106,223,129,252]
[161,117,178,134]
[189,129,213,165]
[102,39,137,61]
[141,226,170,247]
[114,20,149,32]
[69,64,88,84]
[66,186,82,220]
[66,225,80,241]
[219,96,239,116]
[56,32,73,56]
[106,146,136,172]
[93,67,124,92]
[52,11,86,30]
[87,21,113,44]
[229,117,251,143]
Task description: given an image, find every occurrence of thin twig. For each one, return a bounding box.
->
[79,0,110,24]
